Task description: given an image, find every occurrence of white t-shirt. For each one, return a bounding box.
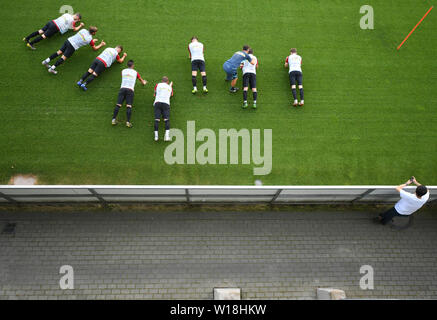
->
[188,41,204,62]
[154,82,173,105]
[97,48,119,68]
[242,54,257,75]
[53,14,75,34]
[68,29,93,50]
[395,189,429,215]
[121,68,140,91]
[286,53,302,73]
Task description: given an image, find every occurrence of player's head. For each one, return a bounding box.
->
[89,26,98,35]
[115,45,123,53]
[74,13,82,21]
[162,76,169,83]
[416,185,428,197]
[290,48,297,54]
[248,48,253,54]
[127,60,134,68]
[243,45,250,52]
[191,36,198,42]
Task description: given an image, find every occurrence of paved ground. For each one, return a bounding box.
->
[0,207,436,300]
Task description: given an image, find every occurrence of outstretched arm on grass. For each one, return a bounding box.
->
[117,53,127,63]
[91,39,106,51]
[73,22,84,32]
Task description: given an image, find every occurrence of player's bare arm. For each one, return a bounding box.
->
[73,22,84,32]
[139,76,147,86]
[92,39,106,51]
[118,53,127,63]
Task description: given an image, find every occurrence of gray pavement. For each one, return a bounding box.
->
[0,208,436,300]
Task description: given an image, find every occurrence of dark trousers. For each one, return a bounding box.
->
[379,207,402,225]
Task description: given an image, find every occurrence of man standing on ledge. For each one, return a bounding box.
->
[376,177,429,225]
[223,45,256,93]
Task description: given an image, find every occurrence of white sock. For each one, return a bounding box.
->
[165,130,170,136]
[154,131,158,138]
[203,86,207,90]
[44,58,50,63]
[193,86,197,90]
[51,65,56,70]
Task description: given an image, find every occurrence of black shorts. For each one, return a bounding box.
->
[154,102,170,120]
[191,60,206,72]
[42,21,59,38]
[242,73,256,89]
[117,88,135,106]
[289,71,303,86]
[89,58,106,75]
[59,40,76,58]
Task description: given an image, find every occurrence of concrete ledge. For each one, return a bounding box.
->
[214,288,241,300]
[317,288,346,300]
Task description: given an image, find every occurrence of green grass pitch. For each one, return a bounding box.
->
[0,0,436,185]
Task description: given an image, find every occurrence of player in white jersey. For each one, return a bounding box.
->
[43,27,104,75]
[77,45,127,91]
[284,48,304,106]
[153,77,174,141]
[112,60,147,128]
[24,13,83,50]
[188,36,208,94]
[240,48,258,109]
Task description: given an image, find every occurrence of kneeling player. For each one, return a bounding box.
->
[240,48,258,109]
[43,27,104,75]
[77,46,127,91]
[284,48,304,106]
[112,60,147,128]
[153,77,174,142]
[188,36,208,93]
[24,13,84,50]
